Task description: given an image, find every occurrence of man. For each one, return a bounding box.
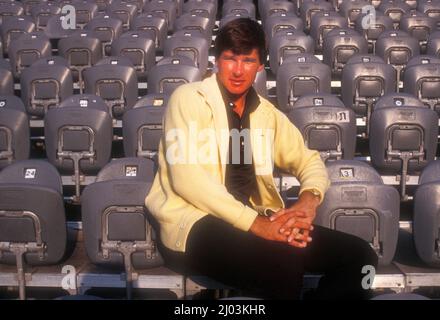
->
[146,18,378,299]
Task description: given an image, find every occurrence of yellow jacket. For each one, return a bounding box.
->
[145,74,330,252]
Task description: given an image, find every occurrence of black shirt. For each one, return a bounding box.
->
[217,76,260,206]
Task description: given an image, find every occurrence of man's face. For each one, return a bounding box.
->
[216,48,264,98]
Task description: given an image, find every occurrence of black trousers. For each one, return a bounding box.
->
[160,215,379,300]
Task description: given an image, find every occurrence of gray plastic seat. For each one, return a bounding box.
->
[269,30,315,75]
[315,160,400,265]
[131,13,167,52]
[143,0,177,32]
[21,0,42,16]
[183,0,217,26]
[1,16,35,57]
[81,157,163,299]
[123,104,165,160]
[44,14,77,48]
[339,0,371,28]
[111,31,155,81]
[414,160,440,267]
[0,159,66,299]
[83,56,138,118]
[253,68,267,98]
[400,11,436,53]
[355,12,394,53]
[8,32,52,80]
[341,54,397,136]
[300,0,334,33]
[163,33,210,76]
[174,13,213,40]
[378,0,412,29]
[376,30,420,84]
[95,0,114,12]
[322,28,368,79]
[427,31,440,57]
[31,2,61,31]
[264,13,304,43]
[0,96,30,170]
[44,93,113,202]
[58,31,103,93]
[287,94,356,162]
[147,55,202,95]
[106,1,137,31]
[259,0,296,26]
[222,0,256,20]
[418,0,440,31]
[310,11,347,53]
[73,0,99,29]
[85,15,124,56]
[0,59,14,95]
[219,12,253,29]
[20,56,73,118]
[369,93,438,200]
[0,1,24,24]
[403,56,440,113]
[276,53,331,112]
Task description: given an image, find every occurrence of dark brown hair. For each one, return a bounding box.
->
[214,18,267,64]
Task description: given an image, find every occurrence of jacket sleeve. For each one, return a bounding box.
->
[162,86,258,231]
[273,110,330,203]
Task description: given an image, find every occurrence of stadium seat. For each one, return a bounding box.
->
[269,30,315,75]
[183,0,217,25]
[413,160,440,267]
[117,0,147,14]
[0,1,24,23]
[276,53,331,112]
[427,31,440,57]
[21,0,41,16]
[339,0,371,28]
[264,13,304,43]
[163,32,210,76]
[44,94,113,202]
[31,2,61,31]
[375,30,420,84]
[378,0,412,29]
[44,14,77,49]
[369,93,438,200]
[219,12,253,29]
[58,30,103,93]
[174,13,213,40]
[73,0,99,29]
[222,0,256,20]
[259,0,296,26]
[300,0,334,33]
[418,0,440,31]
[341,54,397,136]
[83,56,138,119]
[315,160,400,265]
[0,160,67,299]
[322,28,368,79]
[143,0,177,32]
[310,11,348,53]
[0,59,14,95]
[355,12,394,53]
[20,56,73,118]
[287,93,356,162]
[254,67,268,98]
[111,31,155,81]
[403,55,440,113]
[400,11,436,53]
[1,16,35,58]
[106,1,138,31]
[0,96,30,170]
[122,104,165,162]
[81,157,163,299]
[147,55,202,95]
[95,0,114,12]
[131,13,167,52]
[85,15,124,56]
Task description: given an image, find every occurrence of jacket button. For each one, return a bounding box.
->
[176,241,181,247]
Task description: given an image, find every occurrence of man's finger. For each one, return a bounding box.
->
[269,209,285,221]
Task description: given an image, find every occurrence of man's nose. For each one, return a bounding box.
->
[232,60,244,76]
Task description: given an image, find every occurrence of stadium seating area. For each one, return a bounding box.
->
[1,0,440,300]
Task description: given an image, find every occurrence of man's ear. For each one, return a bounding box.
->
[257,63,264,72]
